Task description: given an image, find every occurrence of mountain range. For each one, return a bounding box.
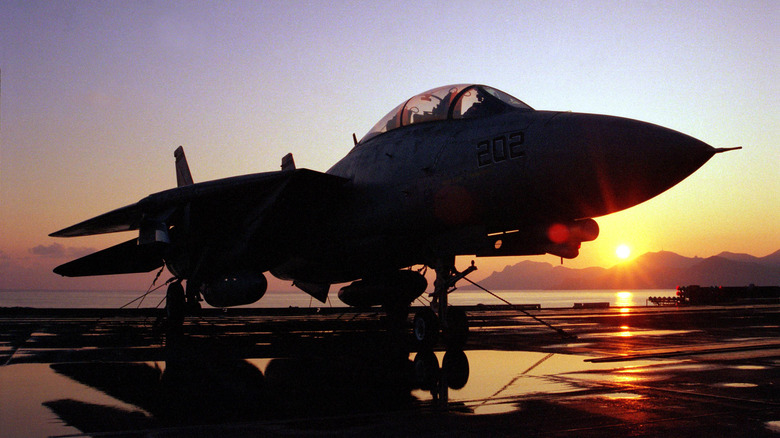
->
[465,250,780,290]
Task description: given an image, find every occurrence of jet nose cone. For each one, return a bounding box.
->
[538,113,717,218]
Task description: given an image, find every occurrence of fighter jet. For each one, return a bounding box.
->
[51,84,737,346]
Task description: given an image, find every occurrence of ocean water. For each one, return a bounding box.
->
[0,288,676,309]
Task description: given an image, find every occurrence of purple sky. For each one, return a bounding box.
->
[1,0,777,290]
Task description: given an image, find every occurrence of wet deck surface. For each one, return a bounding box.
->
[1,305,779,437]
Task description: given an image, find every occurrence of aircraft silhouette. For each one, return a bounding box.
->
[51,84,737,346]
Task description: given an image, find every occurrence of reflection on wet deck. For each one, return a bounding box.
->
[1,305,779,437]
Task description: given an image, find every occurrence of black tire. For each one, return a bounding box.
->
[413,308,439,350]
[165,282,186,343]
[412,350,440,390]
[442,349,470,389]
[166,282,186,325]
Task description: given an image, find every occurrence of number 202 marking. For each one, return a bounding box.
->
[477,131,525,167]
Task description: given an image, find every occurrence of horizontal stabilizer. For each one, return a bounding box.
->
[53,238,164,277]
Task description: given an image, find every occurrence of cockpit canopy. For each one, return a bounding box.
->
[360,84,533,143]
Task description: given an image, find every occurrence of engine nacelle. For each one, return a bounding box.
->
[338,270,427,308]
[201,272,267,307]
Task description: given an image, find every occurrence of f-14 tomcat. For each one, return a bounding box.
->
[51,84,737,346]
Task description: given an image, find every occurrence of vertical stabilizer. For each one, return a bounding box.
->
[174,146,194,187]
[281,153,296,171]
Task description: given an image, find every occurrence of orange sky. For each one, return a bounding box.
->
[1,1,777,292]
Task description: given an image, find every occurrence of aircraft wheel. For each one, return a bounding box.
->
[412,350,440,390]
[166,282,186,326]
[165,282,186,344]
[444,307,469,350]
[413,308,439,350]
[442,349,470,390]
[165,282,187,330]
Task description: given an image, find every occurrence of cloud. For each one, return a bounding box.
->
[30,243,67,258]
[29,243,95,259]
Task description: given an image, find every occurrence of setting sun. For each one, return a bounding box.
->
[616,244,631,259]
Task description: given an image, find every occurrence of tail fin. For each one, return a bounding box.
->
[281,153,296,171]
[174,146,194,187]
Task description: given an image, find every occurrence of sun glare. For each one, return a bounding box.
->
[616,244,631,259]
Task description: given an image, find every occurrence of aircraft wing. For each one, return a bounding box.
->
[51,169,348,277]
[49,204,145,238]
[50,169,347,238]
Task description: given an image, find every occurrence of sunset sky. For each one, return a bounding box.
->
[1,1,777,292]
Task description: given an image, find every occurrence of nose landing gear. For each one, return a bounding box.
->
[413,258,476,350]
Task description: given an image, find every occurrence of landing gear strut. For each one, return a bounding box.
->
[413,258,475,350]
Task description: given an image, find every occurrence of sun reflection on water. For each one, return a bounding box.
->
[615,291,635,314]
[616,291,633,306]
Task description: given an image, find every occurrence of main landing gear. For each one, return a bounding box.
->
[165,280,202,340]
[413,258,476,350]
[166,281,186,327]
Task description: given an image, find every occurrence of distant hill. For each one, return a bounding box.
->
[716,249,780,267]
[466,250,780,290]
